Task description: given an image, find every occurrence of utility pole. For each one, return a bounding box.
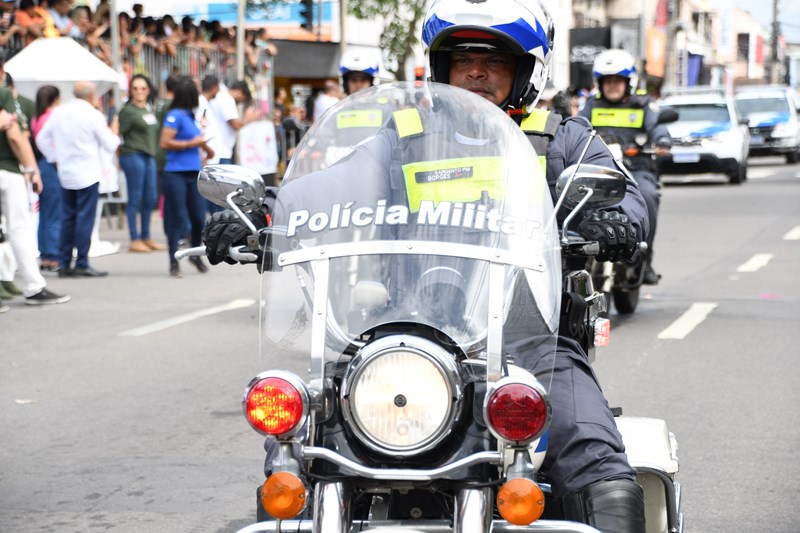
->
[340,0,348,62]
[769,0,780,83]
[665,0,677,87]
[110,0,120,111]
[236,0,246,81]
[639,0,647,91]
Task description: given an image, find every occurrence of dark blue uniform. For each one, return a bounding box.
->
[523,111,644,499]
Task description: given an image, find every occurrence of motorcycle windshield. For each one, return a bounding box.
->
[260,82,561,392]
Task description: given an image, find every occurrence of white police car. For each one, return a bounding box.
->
[734,85,800,163]
[658,88,750,184]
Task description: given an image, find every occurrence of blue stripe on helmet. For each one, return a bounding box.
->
[594,66,636,79]
[422,14,453,46]
[340,65,379,76]
[423,14,549,56]
[492,17,550,55]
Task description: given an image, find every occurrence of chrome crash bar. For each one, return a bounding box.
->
[303,446,502,481]
[235,520,602,533]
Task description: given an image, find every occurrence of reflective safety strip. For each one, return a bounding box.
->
[591,107,644,128]
[520,108,549,133]
[519,110,551,178]
[336,109,384,129]
[536,155,546,177]
[394,108,424,138]
[403,156,506,212]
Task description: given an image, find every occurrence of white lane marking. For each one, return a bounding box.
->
[784,226,800,240]
[736,253,774,273]
[657,302,718,340]
[120,299,255,337]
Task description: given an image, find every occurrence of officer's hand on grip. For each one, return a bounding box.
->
[202,206,269,266]
[578,211,639,262]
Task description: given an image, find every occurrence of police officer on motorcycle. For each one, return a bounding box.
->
[289,50,388,173]
[203,1,648,530]
[340,49,379,96]
[579,49,671,284]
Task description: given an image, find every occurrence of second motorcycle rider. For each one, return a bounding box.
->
[203,1,651,530]
[580,49,671,285]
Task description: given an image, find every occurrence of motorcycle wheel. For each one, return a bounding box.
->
[612,285,640,314]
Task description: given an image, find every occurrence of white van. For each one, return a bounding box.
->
[734,85,800,163]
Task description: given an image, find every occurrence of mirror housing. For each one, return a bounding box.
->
[197,164,267,212]
[657,108,679,125]
[555,164,628,210]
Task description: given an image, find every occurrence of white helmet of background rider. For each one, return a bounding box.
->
[421,0,555,111]
[592,49,638,97]
[339,50,380,94]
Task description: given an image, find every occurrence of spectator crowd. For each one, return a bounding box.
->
[0,1,352,316]
[0,0,277,90]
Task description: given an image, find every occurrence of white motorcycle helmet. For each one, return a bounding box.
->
[421,0,555,111]
[592,49,638,96]
[339,50,380,94]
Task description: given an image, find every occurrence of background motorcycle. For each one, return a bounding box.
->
[593,109,678,315]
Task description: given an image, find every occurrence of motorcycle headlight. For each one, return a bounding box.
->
[341,335,463,456]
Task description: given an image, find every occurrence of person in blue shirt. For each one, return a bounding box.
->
[159,75,215,278]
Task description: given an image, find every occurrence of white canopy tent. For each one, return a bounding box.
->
[5,37,124,258]
[4,37,121,102]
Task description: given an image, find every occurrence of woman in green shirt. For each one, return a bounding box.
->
[119,74,165,253]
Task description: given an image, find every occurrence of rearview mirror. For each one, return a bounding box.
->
[197,164,267,212]
[657,108,679,125]
[555,164,628,210]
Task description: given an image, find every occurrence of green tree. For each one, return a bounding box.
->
[349,0,427,81]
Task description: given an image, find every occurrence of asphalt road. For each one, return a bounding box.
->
[1,156,799,532]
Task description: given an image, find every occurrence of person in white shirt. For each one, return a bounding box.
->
[208,79,262,212]
[209,79,262,166]
[197,75,224,165]
[37,81,121,277]
[312,79,341,123]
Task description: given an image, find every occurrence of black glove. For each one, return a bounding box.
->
[202,207,269,266]
[578,211,639,263]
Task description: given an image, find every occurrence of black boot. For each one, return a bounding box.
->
[643,263,661,285]
[562,479,646,533]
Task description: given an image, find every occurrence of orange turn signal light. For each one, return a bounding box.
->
[496,478,545,526]
[260,472,307,519]
[624,146,640,158]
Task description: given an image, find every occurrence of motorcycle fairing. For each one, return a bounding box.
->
[258,82,561,463]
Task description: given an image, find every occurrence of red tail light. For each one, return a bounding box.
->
[244,374,307,436]
[485,382,549,443]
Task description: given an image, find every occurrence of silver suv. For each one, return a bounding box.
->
[735,85,800,163]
